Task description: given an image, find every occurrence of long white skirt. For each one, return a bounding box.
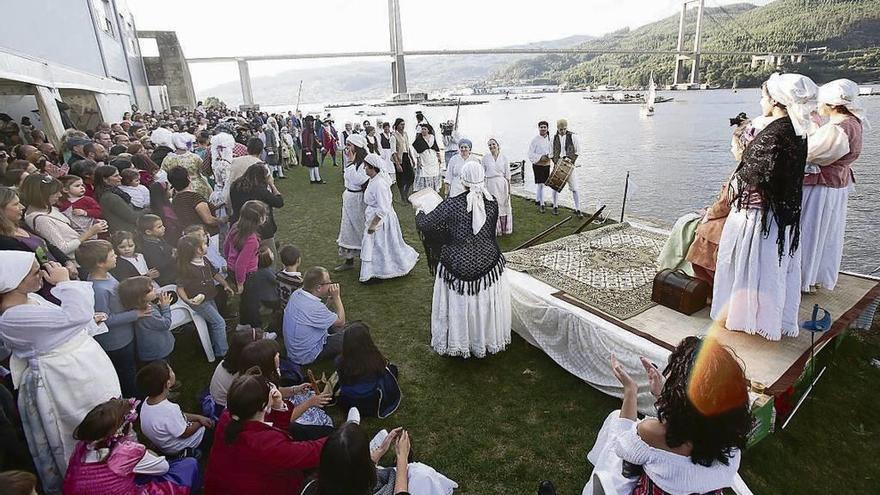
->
[337,190,366,256]
[485,176,513,235]
[711,208,801,340]
[14,330,121,492]
[431,270,512,358]
[799,184,849,291]
[359,211,419,282]
[582,411,638,495]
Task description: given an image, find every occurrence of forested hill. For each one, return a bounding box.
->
[489,0,880,88]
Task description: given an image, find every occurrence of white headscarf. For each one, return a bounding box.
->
[765,73,818,137]
[150,127,174,149]
[347,133,367,149]
[0,251,36,294]
[211,132,235,164]
[461,161,495,235]
[364,153,390,183]
[171,132,193,151]
[818,78,870,129]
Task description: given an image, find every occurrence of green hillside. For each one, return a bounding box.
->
[491,0,880,88]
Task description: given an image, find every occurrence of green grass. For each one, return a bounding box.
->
[168,158,880,494]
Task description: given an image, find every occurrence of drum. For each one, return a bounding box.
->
[546,158,574,192]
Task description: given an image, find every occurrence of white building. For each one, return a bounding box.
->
[0,0,154,145]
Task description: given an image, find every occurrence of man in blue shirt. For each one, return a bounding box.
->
[282,266,347,365]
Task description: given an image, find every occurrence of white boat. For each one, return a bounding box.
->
[641,74,657,117]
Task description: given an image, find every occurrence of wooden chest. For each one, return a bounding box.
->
[651,269,710,315]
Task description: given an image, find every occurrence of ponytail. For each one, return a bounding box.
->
[224,414,245,445]
[224,369,270,445]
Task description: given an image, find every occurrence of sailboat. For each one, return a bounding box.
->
[732,76,738,93]
[641,73,657,117]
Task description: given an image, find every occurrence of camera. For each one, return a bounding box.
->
[439,122,454,136]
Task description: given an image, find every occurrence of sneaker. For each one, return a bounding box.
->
[538,480,557,495]
[552,207,559,216]
[262,332,278,340]
[369,429,388,452]
[346,407,361,425]
[539,204,545,214]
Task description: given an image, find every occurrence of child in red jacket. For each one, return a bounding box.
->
[57,174,102,235]
[204,371,326,494]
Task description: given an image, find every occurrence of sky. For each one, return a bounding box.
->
[128,0,771,92]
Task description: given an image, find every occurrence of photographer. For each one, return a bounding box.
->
[441,119,459,166]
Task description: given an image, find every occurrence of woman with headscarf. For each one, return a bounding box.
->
[281,126,298,168]
[444,138,479,198]
[412,124,442,193]
[0,252,120,493]
[335,134,370,273]
[161,132,213,199]
[416,161,511,358]
[209,132,235,213]
[482,138,512,235]
[149,127,175,167]
[360,154,419,283]
[800,79,868,293]
[301,116,324,184]
[264,117,285,180]
[711,73,816,341]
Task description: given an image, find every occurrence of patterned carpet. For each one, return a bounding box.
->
[506,223,666,320]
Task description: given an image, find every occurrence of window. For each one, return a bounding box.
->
[92,0,115,37]
[139,38,160,58]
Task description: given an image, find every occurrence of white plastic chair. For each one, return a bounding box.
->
[160,284,216,362]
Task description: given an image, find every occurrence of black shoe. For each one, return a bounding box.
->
[552,207,559,216]
[575,210,584,218]
[537,480,557,495]
[316,180,326,184]
[277,176,287,180]
[539,204,545,214]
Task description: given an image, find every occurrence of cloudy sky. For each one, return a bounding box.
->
[128,0,770,92]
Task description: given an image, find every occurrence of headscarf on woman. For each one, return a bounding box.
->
[765,72,818,137]
[364,153,390,183]
[0,251,35,293]
[150,127,174,149]
[818,79,870,129]
[458,138,473,150]
[172,132,193,151]
[461,161,495,235]
[346,133,367,149]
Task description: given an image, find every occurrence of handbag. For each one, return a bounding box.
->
[334,365,402,419]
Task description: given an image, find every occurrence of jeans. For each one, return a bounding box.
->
[315,326,346,362]
[192,300,229,358]
[105,341,138,398]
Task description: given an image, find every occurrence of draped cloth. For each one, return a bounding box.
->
[818,78,870,129]
[765,72,818,137]
[461,161,495,235]
[0,250,35,292]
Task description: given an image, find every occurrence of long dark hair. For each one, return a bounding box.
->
[232,200,267,249]
[233,163,270,195]
[73,398,132,447]
[338,322,387,385]
[93,165,120,199]
[222,327,265,373]
[238,339,281,383]
[176,234,205,278]
[225,370,270,445]
[655,336,751,467]
[317,422,377,495]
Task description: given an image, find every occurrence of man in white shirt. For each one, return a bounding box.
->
[550,118,583,217]
[527,120,552,213]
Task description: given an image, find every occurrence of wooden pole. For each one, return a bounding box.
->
[295,80,303,112]
[574,205,606,234]
[513,216,573,251]
[453,97,461,130]
[620,171,630,223]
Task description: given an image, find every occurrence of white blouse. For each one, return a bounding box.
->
[482,152,510,179]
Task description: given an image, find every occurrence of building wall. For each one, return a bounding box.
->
[139,31,196,110]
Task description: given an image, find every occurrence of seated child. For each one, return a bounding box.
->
[111,230,160,282]
[69,159,97,198]
[206,327,265,419]
[119,168,151,209]
[119,276,174,362]
[184,223,226,275]
[334,322,401,419]
[57,174,102,235]
[137,360,214,457]
[62,398,200,495]
[176,233,234,358]
[276,244,303,308]
[138,214,177,287]
[240,247,281,332]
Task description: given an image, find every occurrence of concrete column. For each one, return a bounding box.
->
[672,2,688,86]
[238,59,255,106]
[388,0,407,94]
[690,0,704,85]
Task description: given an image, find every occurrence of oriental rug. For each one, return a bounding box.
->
[506,223,666,320]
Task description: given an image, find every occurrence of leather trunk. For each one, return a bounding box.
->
[651,269,710,315]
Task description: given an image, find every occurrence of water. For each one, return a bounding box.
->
[267,89,880,274]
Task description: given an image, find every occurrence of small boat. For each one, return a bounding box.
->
[423,99,488,107]
[355,110,385,116]
[325,102,363,109]
[641,73,657,117]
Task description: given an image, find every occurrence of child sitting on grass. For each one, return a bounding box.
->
[57,174,102,235]
[137,214,177,286]
[110,230,160,282]
[119,276,174,362]
[62,398,200,494]
[176,233,233,358]
[137,360,214,458]
[276,244,303,308]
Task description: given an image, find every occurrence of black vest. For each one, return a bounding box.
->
[380,133,392,149]
[552,131,578,164]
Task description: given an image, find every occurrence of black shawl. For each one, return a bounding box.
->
[733,116,807,260]
[412,134,439,155]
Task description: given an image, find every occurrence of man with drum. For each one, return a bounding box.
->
[549,118,583,217]
[527,120,552,213]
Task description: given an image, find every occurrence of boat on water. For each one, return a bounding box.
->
[641,74,657,117]
[355,109,385,116]
[588,92,673,105]
[326,102,363,109]
[423,99,488,107]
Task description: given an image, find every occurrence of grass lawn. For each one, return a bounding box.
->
[169,158,880,494]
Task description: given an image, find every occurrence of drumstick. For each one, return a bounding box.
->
[306,370,321,395]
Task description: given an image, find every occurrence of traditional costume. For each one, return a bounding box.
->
[800,79,867,292]
[527,130,552,208]
[302,116,323,183]
[337,135,370,265]
[413,130,442,192]
[379,128,396,184]
[416,162,511,358]
[0,251,121,493]
[444,139,479,198]
[551,119,583,215]
[482,138,513,235]
[393,124,415,201]
[711,73,816,340]
[360,154,419,283]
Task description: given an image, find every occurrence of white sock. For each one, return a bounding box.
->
[572,190,581,211]
[552,190,559,208]
[536,184,544,204]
